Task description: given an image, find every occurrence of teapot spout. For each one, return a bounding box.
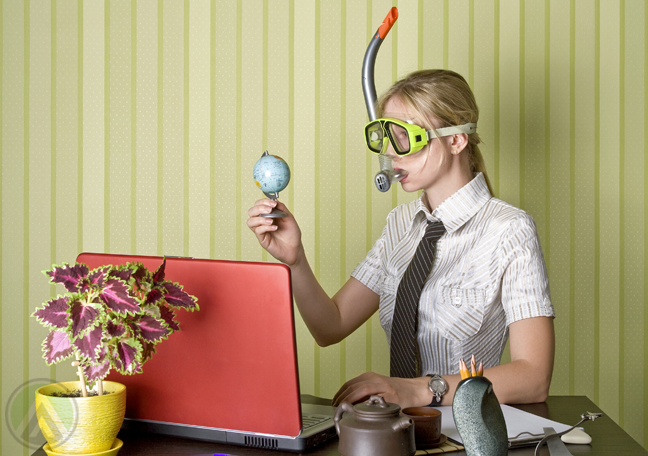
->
[392,416,414,432]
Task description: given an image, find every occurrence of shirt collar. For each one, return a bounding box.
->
[411,173,492,233]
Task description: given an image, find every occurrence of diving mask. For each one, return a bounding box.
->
[365,118,477,156]
[368,118,478,192]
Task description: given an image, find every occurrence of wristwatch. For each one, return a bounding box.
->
[427,374,448,406]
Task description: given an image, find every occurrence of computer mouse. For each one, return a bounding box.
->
[561,428,592,444]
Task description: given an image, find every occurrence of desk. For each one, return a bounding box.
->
[32,396,647,456]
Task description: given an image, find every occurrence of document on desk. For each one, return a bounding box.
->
[437,405,572,445]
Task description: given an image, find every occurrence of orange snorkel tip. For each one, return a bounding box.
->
[362,7,399,122]
[377,7,399,39]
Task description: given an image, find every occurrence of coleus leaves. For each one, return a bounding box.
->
[99,278,140,314]
[45,263,90,293]
[69,298,101,339]
[33,297,70,330]
[132,315,171,342]
[74,325,104,359]
[42,331,74,365]
[113,339,142,373]
[162,283,198,310]
[46,264,111,294]
[33,258,198,384]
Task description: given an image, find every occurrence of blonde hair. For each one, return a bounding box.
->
[376,69,493,195]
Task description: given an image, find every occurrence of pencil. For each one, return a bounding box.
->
[470,355,477,377]
[459,359,470,380]
[477,361,483,376]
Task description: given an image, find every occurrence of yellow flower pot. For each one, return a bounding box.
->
[35,381,126,455]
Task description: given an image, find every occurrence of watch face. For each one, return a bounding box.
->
[430,377,448,394]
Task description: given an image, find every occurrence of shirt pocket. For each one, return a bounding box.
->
[436,286,487,341]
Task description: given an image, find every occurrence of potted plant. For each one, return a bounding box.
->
[32,258,199,455]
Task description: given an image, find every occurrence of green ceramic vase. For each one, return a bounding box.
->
[452,376,507,456]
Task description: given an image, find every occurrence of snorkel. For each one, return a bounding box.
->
[362,7,406,192]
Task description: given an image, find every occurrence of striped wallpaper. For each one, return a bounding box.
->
[1,0,646,454]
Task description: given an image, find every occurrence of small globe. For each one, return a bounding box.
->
[253,155,291,195]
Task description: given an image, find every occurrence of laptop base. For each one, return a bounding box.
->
[120,402,338,452]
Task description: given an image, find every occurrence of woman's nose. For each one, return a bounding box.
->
[383,140,399,159]
[385,148,401,161]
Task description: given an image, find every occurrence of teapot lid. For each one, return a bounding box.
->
[353,395,401,417]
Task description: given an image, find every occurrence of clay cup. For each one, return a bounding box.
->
[402,406,442,449]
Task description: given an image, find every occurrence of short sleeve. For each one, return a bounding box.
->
[500,214,555,325]
[351,225,387,295]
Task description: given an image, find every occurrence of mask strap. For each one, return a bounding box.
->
[427,123,477,139]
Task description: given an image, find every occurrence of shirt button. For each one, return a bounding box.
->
[453,297,462,305]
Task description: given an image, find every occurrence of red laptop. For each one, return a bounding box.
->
[76,253,337,452]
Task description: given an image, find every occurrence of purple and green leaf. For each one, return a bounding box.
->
[80,267,109,292]
[99,278,140,314]
[106,319,126,338]
[130,264,148,290]
[46,263,89,293]
[144,288,163,305]
[140,339,157,363]
[159,305,180,332]
[152,258,167,283]
[42,331,74,365]
[73,326,103,360]
[133,315,170,342]
[69,299,101,339]
[33,297,70,329]
[83,358,111,382]
[114,340,141,372]
[108,268,132,282]
[162,283,199,310]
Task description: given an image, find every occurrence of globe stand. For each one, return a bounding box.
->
[259,191,287,218]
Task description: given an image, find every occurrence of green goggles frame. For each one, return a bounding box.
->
[364,118,477,156]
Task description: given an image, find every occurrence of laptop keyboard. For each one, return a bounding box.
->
[302,414,332,430]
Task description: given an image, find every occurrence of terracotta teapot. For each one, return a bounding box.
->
[334,395,415,456]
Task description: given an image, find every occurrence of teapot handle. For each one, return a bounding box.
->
[334,401,355,436]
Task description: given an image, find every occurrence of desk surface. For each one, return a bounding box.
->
[32,395,647,456]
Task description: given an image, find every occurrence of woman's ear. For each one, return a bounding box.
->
[450,133,469,155]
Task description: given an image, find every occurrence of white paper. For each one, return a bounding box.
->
[437,405,572,444]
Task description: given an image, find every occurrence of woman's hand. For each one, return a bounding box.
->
[332,372,430,409]
[247,199,303,266]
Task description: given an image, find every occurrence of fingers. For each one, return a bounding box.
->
[246,214,277,234]
[247,198,277,218]
[333,372,392,406]
[332,375,362,405]
[246,199,279,234]
[332,373,427,409]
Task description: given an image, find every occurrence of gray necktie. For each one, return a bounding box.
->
[390,220,446,378]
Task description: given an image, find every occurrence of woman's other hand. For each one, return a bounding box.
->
[332,372,431,409]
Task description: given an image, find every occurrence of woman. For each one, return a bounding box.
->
[247,69,555,408]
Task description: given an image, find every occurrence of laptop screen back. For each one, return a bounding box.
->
[76,253,303,437]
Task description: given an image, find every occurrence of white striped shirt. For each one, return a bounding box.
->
[351,173,554,377]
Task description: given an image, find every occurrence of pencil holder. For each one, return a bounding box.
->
[452,376,508,456]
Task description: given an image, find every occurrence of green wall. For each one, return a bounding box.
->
[1,0,646,454]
